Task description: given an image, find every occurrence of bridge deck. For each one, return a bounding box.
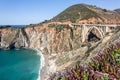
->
[71,23,120,27]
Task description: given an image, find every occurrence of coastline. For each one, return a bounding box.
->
[40,54,49,80]
[34,48,49,80]
[0,48,49,80]
[0,48,43,80]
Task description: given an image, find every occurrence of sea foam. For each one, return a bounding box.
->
[35,49,45,80]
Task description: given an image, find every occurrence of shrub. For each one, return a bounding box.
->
[50,43,120,80]
[103,9,107,12]
[48,24,71,32]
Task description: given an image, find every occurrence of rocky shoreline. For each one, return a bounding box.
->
[34,48,56,80]
[0,47,52,80]
[40,54,49,80]
[40,54,57,80]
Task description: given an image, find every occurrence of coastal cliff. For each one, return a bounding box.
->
[0,24,82,53]
[0,23,87,79]
[1,23,119,80]
[1,3,120,80]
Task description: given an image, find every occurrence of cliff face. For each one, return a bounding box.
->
[0,28,29,49]
[1,4,120,79]
[0,24,83,54]
[0,24,86,79]
[0,24,119,79]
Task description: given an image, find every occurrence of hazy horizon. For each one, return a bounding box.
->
[0,0,120,25]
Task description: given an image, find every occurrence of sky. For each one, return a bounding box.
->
[0,0,120,25]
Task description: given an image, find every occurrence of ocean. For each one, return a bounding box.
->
[0,25,27,28]
[0,49,41,80]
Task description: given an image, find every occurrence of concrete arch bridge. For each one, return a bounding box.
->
[70,23,119,42]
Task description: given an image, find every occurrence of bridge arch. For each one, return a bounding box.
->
[85,26,104,42]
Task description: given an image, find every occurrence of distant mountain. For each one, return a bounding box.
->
[114,9,120,14]
[52,4,120,23]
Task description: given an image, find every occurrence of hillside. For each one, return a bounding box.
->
[115,9,120,14]
[52,4,120,23]
[50,24,120,80]
[0,4,120,80]
[52,4,101,23]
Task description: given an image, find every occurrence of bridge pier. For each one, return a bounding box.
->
[82,24,88,42]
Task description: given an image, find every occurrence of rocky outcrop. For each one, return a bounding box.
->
[0,24,83,54]
[114,9,120,14]
[0,27,29,49]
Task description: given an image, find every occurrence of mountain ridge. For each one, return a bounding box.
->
[51,4,120,24]
[114,9,120,14]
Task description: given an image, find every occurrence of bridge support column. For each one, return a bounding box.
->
[106,26,109,33]
[82,24,87,42]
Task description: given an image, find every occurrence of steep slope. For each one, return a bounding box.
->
[0,25,83,54]
[85,5,120,23]
[0,24,87,79]
[52,4,101,23]
[114,9,120,14]
[0,4,120,80]
[50,24,120,80]
[1,23,119,80]
[52,4,120,23]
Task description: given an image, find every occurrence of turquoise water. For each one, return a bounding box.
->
[0,49,40,80]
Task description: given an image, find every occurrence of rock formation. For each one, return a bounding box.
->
[0,4,120,80]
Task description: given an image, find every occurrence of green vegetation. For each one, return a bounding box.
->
[52,4,101,23]
[0,25,11,29]
[56,53,70,66]
[105,32,109,36]
[102,9,107,12]
[89,37,100,42]
[50,43,120,80]
[48,24,71,32]
[115,26,120,33]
